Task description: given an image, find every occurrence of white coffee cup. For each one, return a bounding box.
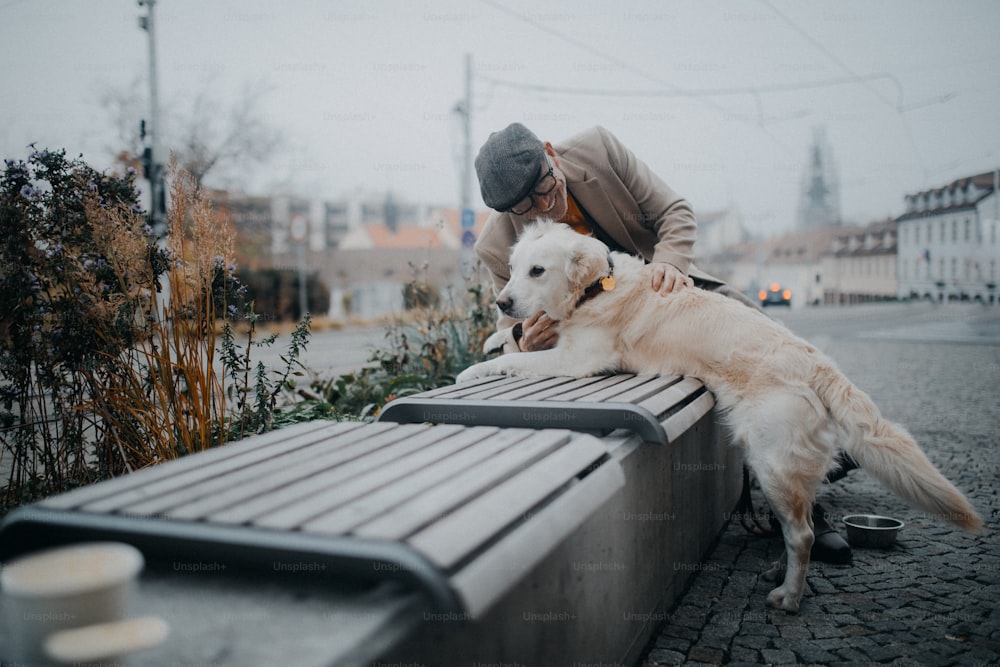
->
[2,542,145,664]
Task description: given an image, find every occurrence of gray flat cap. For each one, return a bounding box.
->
[475,122,546,211]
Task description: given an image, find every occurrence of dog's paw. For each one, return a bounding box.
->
[766,585,801,612]
[482,329,511,355]
[456,367,480,383]
[457,363,497,383]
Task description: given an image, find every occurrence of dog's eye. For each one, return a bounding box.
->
[529,266,545,277]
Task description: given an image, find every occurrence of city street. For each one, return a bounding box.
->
[267,323,386,378]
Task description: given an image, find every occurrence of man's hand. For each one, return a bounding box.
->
[518,311,559,351]
[650,262,693,296]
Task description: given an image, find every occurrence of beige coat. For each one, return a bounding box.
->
[474,126,732,330]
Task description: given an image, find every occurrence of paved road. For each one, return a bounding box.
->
[253,323,386,378]
[641,303,1000,666]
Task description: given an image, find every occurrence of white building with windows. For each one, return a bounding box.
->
[896,170,1000,304]
[820,219,897,305]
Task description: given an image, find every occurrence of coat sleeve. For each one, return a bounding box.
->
[473,213,520,334]
[598,127,697,274]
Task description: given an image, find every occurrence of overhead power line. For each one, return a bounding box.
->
[477,0,794,156]
[756,0,928,179]
[478,72,906,104]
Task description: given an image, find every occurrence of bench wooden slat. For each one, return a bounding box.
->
[417,376,527,400]
[296,427,505,535]
[407,436,608,569]
[81,422,389,515]
[561,373,650,402]
[354,429,571,541]
[663,391,716,443]
[301,428,533,536]
[497,375,620,401]
[605,374,681,405]
[448,376,571,400]
[205,425,464,525]
[635,376,706,419]
[97,422,399,517]
[162,423,465,522]
[38,421,346,510]
[405,375,500,399]
[471,376,580,400]
[244,424,468,530]
[527,374,635,401]
[152,424,421,519]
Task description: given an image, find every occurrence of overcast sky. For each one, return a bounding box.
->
[3,0,1000,236]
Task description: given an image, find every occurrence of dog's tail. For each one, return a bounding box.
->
[813,364,983,532]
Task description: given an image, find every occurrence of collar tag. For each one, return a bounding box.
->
[600,275,616,291]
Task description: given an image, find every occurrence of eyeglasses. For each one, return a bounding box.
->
[507,155,557,215]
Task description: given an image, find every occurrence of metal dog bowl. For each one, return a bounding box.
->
[843,514,904,548]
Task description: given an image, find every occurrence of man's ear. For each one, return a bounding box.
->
[544,141,560,168]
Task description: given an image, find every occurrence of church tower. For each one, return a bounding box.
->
[797,127,841,231]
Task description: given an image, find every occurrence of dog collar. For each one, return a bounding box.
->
[576,253,616,307]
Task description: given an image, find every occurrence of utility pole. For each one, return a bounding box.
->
[455,53,475,277]
[138,0,165,236]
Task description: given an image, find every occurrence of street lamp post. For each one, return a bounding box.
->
[138,0,165,235]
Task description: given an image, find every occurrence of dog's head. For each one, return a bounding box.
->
[495,220,613,321]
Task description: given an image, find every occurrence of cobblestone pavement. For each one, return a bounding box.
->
[641,329,1000,665]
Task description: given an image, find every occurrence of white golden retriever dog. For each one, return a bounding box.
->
[458,220,982,611]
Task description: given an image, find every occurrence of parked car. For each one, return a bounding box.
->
[759,283,792,307]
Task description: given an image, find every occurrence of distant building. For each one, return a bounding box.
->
[695,207,748,259]
[896,170,1000,303]
[267,204,489,319]
[268,190,428,256]
[339,224,444,250]
[820,219,897,304]
[211,186,496,318]
[702,226,860,307]
[208,190,273,268]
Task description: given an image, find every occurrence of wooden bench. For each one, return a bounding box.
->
[379,372,717,445]
[0,373,741,666]
[0,420,624,665]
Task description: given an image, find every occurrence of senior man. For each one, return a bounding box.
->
[473,122,756,353]
[472,122,854,565]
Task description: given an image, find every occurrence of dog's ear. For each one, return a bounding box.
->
[565,236,607,288]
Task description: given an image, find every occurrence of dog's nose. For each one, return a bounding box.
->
[495,296,513,314]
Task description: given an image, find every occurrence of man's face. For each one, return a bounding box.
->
[508,150,568,221]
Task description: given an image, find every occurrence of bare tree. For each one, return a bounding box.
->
[97,75,146,160]
[99,78,283,189]
[169,81,283,188]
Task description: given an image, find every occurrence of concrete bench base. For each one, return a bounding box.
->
[379,408,742,666]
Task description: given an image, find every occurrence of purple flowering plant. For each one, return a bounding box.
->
[0,149,310,513]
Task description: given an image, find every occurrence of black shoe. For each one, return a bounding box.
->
[767,504,853,565]
[825,452,860,483]
[811,504,852,564]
